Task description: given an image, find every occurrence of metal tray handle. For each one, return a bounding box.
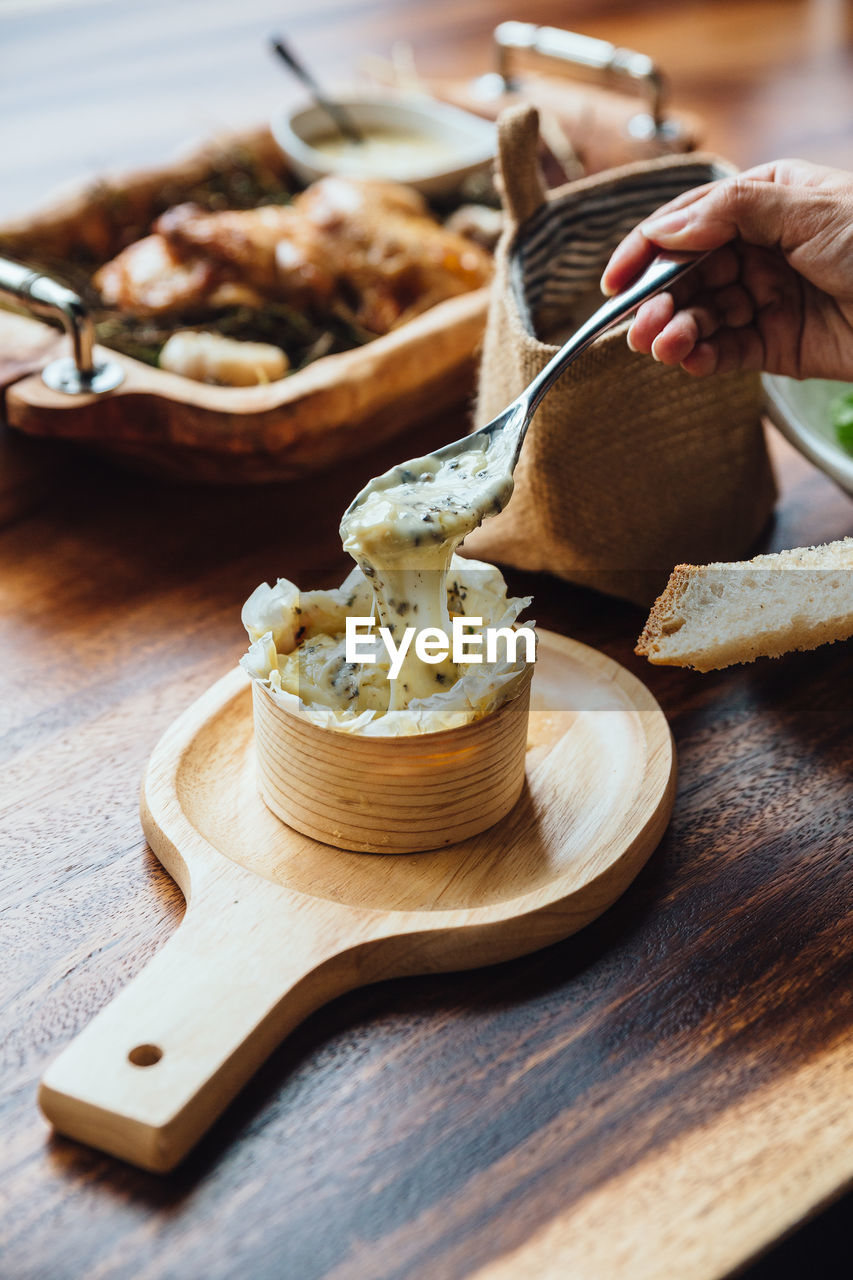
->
[475,21,683,142]
[0,256,123,394]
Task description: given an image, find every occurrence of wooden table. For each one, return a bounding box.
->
[2,3,851,1278]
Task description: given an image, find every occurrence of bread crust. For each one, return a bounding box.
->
[636,538,853,671]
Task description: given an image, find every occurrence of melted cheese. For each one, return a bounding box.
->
[241,438,528,735]
[339,444,514,710]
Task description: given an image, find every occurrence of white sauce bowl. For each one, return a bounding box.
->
[271,93,496,197]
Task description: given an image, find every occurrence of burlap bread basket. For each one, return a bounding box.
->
[463,105,776,605]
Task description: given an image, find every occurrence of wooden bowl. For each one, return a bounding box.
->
[0,125,488,484]
[251,669,533,854]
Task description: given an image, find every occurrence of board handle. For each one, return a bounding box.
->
[38,873,365,1172]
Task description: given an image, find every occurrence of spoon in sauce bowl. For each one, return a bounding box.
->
[270,36,364,146]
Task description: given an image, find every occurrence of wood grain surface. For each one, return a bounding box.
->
[2,2,853,1278]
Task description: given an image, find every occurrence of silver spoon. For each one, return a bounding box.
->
[344,250,709,518]
[270,37,364,146]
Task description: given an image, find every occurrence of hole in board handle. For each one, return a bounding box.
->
[128,1044,163,1067]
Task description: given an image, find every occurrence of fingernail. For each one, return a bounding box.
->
[599,272,616,297]
[626,328,637,352]
[641,209,689,238]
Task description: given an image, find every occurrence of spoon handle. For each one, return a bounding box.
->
[523,251,710,419]
[270,37,364,145]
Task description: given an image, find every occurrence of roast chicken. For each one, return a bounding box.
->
[94,177,493,335]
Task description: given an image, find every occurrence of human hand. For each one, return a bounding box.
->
[600,159,853,381]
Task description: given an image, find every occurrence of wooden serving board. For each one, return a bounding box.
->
[38,630,675,1173]
[1,289,488,483]
[0,123,489,483]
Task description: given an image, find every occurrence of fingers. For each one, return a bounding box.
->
[626,288,763,374]
[651,305,717,366]
[643,321,766,377]
[680,342,718,377]
[635,176,771,254]
[647,326,764,378]
[712,283,755,328]
[626,268,756,363]
[627,293,673,354]
[601,226,657,296]
[695,246,740,291]
[601,163,839,298]
[679,327,766,377]
[601,183,719,294]
[630,300,714,365]
[599,158,853,378]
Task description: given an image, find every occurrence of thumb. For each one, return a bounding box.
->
[601,160,852,296]
[638,171,823,255]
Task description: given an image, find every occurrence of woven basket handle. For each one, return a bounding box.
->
[496,104,547,228]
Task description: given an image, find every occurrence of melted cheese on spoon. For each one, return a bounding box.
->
[241,437,527,734]
[339,443,514,710]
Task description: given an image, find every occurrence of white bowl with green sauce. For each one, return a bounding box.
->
[763,374,853,495]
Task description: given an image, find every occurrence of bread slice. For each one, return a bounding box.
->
[636,537,853,671]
